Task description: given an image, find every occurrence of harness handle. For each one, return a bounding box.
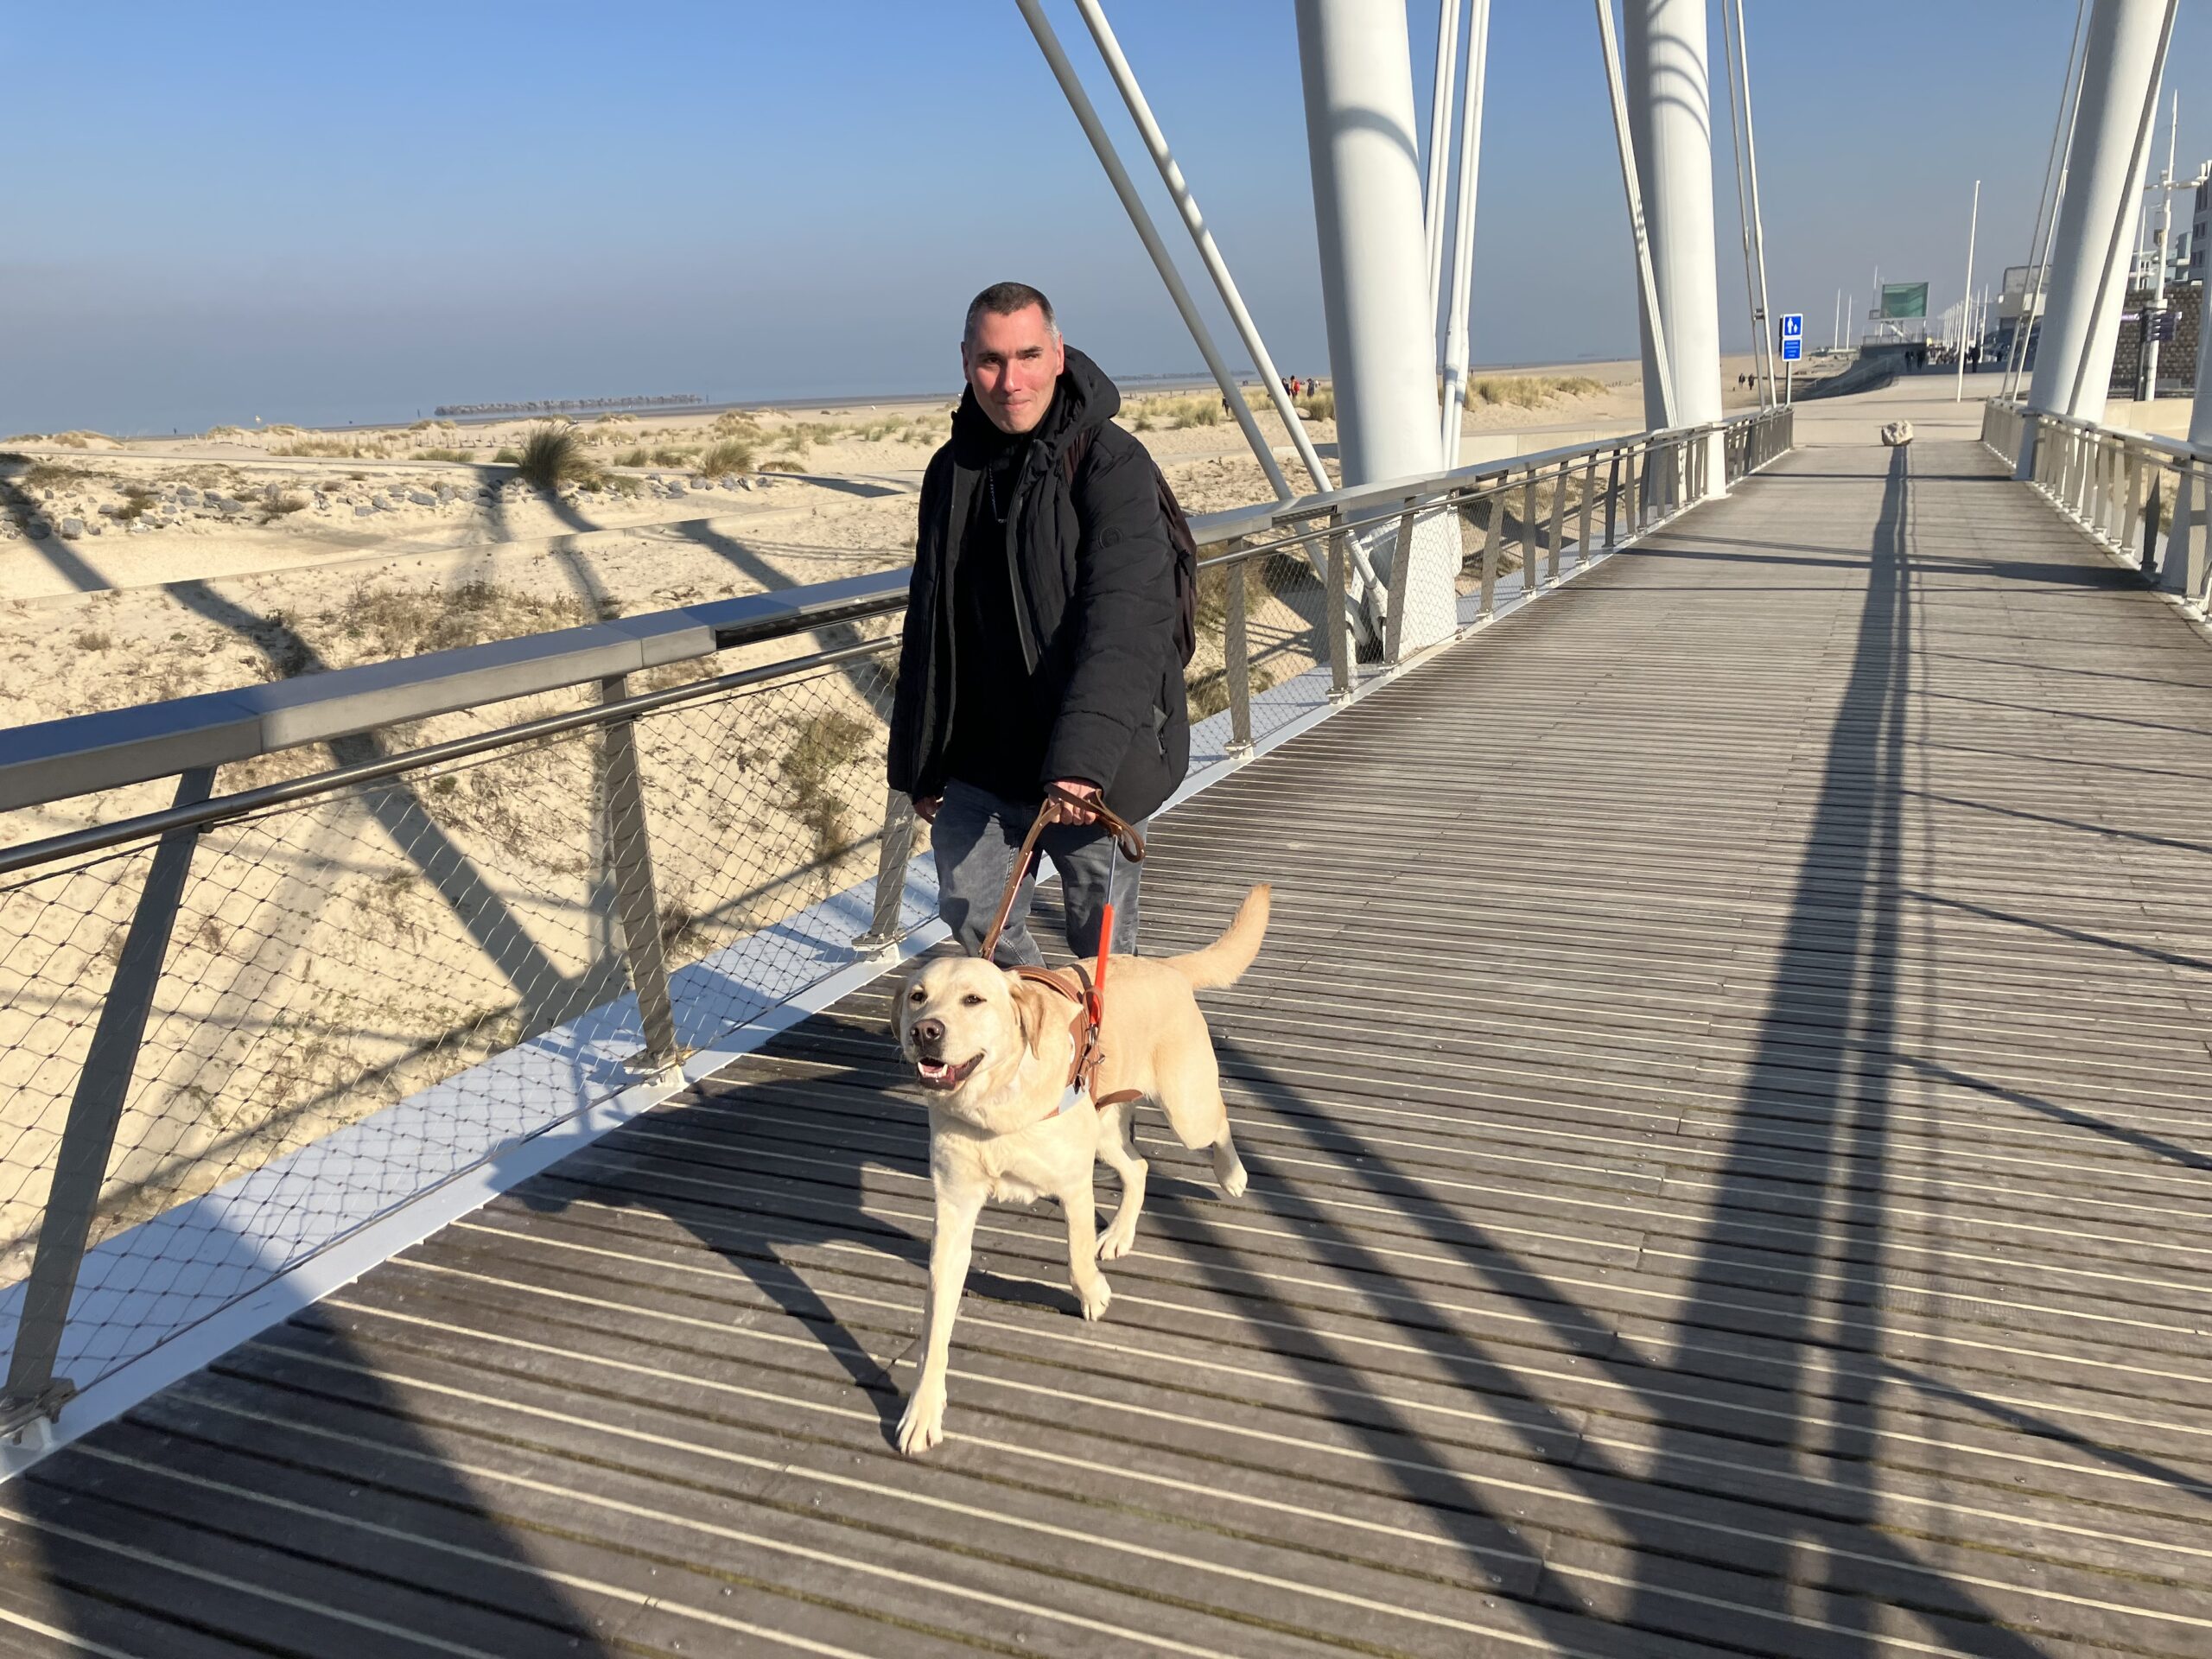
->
[975,787,1147,963]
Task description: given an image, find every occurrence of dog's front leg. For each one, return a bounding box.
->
[899,1184,983,1456]
[1058,1174,1112,1321]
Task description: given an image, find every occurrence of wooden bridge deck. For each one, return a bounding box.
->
[6,437,2212,1657]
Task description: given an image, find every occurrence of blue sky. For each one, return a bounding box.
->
[5,1,2205,432]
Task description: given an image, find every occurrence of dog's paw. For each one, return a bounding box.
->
[1077,1272,1112,1321]
[1213,1144,1249,1200]
[897,1381,947,1456]
[1096,1217,1138,1260]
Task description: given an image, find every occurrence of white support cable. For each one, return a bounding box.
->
[2063,0,2178,419]
[1070,0,1334,499]
[1013,0,1295,501]
[2005,0,2092,400]
[1422,0,1462,340]
[1595,0,1677,429]
[1730,0,1777,410]
[1719,0,1763,407]
[1956,179,1980,403]
[1437,0,1491,466]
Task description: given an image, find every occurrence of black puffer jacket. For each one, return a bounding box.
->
[887,348,1189,821]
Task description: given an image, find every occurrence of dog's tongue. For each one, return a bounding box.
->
[918,1059,954,1084]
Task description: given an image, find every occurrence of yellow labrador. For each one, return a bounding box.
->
[889,884,1270,1455]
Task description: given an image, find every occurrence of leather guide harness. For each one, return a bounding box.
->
[976,785,1147,1116]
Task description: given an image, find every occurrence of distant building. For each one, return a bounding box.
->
[2108,279,2201,397]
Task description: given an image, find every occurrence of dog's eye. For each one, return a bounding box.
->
[961,994,984,1007]
[908,988,925,1002]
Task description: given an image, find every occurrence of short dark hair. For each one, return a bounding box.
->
[964,282,1058,346]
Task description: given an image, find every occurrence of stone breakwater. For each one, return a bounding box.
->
[432,394,704,418]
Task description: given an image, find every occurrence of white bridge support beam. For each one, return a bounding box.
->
[2026,0,2173,438]
[1295,0,1458,656]
[1624,0,1725,493]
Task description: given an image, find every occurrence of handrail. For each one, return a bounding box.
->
[0,572,912,817]
[0,411,1761,818]
[1985,396,2212,466]
[1981,397,2211,607]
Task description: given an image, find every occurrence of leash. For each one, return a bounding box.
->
[976,785,1145,963]
[971,785,1147,1117]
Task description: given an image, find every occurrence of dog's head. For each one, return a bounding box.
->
[893,957,1069,1128]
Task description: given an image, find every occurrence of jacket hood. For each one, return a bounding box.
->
[950,345,1121,460]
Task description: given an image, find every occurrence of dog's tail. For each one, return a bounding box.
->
[1165,884,1271,990]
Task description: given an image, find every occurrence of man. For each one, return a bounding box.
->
[887,282,1187,966]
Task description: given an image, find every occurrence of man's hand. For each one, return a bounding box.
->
[1047,779,1102,826]
[912,795,942,824]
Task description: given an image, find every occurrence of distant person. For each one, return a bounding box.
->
[887,280,1188,966]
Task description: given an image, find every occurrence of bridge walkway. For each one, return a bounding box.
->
[4,437,2212,1657]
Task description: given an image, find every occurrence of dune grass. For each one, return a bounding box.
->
[516,423,598,491]
[18,460,81,491]
[1466,373,1606,408]
[272,436,396,459]
[1128,393,1226,433]
[699,437,754,477]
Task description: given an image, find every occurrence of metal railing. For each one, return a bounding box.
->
[0,403,1791,1442]
[1982,398,2212,607]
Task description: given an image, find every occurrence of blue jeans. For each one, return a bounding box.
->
[931,779,1143,966]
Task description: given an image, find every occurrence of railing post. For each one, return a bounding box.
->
[1382,498,1421,663]
[854,788,920,953]
[1522,471,1541,595]
[3,766,214,1436]
[1224,558,1253,757]
[2143,467,2162,576]
[1604,451,1622,548]
[2182,460,2211,605]
[2125,452,2145,553]
[1478,489,1502,618]
[1578,453,1596,564]
[1545,465,1566,582]
[1326,512,1352,702]
[600,677,679,1070]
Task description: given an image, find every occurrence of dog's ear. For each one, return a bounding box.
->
[890,972,918,1045]
[1007,975,1057,1060]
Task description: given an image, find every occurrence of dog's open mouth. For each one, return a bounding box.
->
[912,1053,982,1091]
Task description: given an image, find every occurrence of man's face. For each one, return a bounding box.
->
[963,305,1065,435]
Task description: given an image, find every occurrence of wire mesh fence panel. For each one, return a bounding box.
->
[0,844,161,1288]
[1240,548,1338,744]
[635,652,915,1044]
[3,726,645,1389]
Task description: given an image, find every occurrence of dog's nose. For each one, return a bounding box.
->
[912,1017,945,1051]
